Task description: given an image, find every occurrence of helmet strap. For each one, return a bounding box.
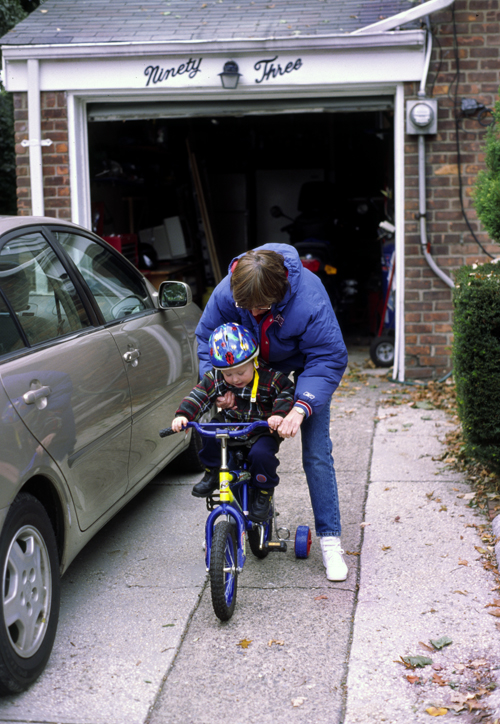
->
[250,365,259,403]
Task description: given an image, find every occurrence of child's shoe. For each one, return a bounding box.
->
[320,536,348,581]
[249,489,272,522]
[192,468,219,497]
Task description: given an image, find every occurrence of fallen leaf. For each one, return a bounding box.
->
[382,545,391,551]
[400,655,433,668]
[454,590,468,595]
[237,639,252,649]
[488,609,500,617]
[475,546,488,554]
[485,599,500,607]
[268,639,284,646]
[360,522,370,528]
[419,641,435,652]
[469,659,488,668]
[314,595,328,600]
[430,636,453,650]
[458,559,468,566]
[345,550,360,556]
[406,674,420,683]
[432,672,447,686]
[425,707,447,716]
[291,697,306,707]
[432,663,443,671]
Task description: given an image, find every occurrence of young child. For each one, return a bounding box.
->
[171,322,295,522]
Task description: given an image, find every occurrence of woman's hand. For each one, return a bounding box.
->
[216,391,237,410]
[171,416,189,433]
[276,409,305,438]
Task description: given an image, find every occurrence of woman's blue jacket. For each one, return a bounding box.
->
[195,243,348,416]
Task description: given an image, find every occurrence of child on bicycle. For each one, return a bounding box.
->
[171,322,295,522]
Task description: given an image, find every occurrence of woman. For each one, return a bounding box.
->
[195,244,349,581]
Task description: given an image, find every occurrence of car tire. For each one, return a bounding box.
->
[369,335,395,368]
[0,493,60,695]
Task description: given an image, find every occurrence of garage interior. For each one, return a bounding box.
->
[87,99,394,340]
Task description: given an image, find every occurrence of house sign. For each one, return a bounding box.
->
[143,55,303,87]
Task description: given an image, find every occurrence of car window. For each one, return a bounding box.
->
[0,232,91,349]
[0,294,26,356]
[54,232,154,323]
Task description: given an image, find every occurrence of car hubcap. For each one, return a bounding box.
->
[378,342,394,362]
[3,525,52,658]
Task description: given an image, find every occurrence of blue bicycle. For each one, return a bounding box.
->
[160,420,311,621]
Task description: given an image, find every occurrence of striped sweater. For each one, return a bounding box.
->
[175,359,295,423]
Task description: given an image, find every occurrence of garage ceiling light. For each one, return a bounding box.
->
[219,60,241,90]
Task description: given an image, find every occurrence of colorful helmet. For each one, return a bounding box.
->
[209,323,259,370]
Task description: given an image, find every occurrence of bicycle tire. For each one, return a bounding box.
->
[210,521,238,621]
[247,518,273,559]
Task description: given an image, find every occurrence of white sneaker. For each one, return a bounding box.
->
[320,537,348,581]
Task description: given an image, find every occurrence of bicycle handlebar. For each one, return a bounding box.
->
[159,420,270,439]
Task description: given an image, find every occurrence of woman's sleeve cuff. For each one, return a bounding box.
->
[294,401,312,418]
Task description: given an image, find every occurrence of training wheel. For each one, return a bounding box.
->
[294,525,312,558]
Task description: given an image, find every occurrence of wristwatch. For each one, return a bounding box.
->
[293,406,306,417]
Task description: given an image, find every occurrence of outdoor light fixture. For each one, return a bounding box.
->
[219,60,241,89]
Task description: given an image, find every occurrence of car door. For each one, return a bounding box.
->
[0,228,132,531]
[53,231,195,489]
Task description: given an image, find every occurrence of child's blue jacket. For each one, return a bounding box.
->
[195,243,348,416]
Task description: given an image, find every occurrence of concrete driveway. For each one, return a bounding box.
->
[1,348,499,724]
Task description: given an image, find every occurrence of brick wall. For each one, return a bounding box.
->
[404,0,500,379]
[14,90,71,219]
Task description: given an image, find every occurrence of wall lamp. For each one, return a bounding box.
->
[219,60,241,89]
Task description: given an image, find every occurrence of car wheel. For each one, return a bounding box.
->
[369,335,395,368]
[0,493,60,695]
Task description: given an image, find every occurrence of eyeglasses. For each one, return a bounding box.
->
[235,302,272,312]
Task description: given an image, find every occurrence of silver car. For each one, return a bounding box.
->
[0,216,204,694]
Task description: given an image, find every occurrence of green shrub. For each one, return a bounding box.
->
[453,262,500,472]
[473,96,500,244]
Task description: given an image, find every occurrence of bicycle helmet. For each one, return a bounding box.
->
[209,323,259,370]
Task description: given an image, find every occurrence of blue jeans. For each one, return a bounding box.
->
[301,397,342,537]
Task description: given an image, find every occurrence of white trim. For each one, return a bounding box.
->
[352,0,455,35]
[68,94,91,229]
[393,84,406,382]
[27,59,44,216]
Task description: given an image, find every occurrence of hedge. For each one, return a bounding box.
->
[453,262,500,472]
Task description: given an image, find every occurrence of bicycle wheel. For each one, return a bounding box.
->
[248,518,273,559]
[210,521,238,621]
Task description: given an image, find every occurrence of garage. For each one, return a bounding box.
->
[86,99,395,341]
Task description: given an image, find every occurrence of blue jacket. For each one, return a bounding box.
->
[196,243,348,416]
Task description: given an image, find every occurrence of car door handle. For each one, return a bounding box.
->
[123,349,140,365]
[23,385,52,405]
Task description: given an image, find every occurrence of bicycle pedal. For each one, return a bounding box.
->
[206,493,220,511]
[264,541,287,552]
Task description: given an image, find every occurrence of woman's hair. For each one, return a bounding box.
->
[230,249,289,309]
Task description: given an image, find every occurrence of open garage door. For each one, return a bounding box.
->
[87,97,394,343]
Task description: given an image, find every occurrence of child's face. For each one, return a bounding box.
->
[221,360,255,388]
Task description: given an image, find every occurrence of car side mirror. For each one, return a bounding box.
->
[158,281,192,309]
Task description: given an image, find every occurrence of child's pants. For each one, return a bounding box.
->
[199,434,280,490]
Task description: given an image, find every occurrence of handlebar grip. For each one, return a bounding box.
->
[159,427,177,438]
